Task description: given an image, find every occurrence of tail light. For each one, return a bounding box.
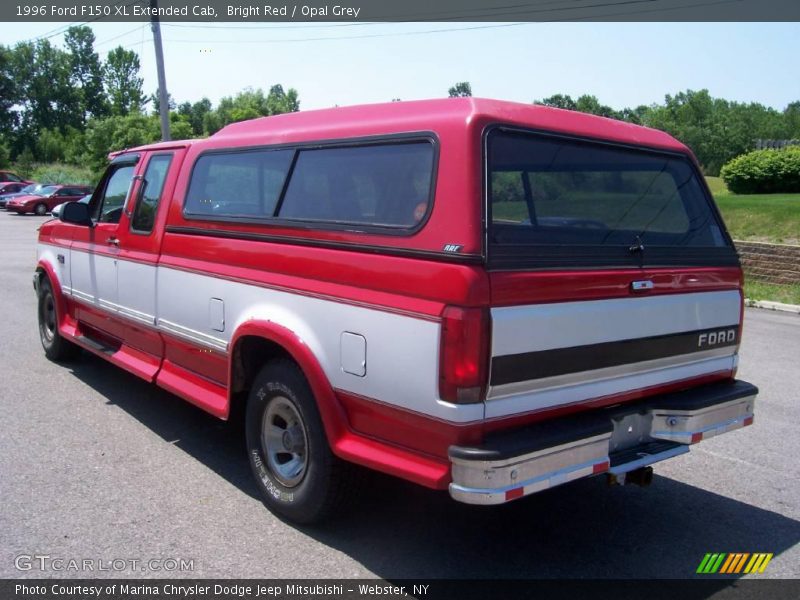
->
[439,306,490,404]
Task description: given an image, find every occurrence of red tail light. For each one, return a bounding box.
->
[439,306,490,404]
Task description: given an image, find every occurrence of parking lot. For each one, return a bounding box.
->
[0,209,798,580]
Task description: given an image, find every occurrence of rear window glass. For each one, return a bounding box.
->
[277,142,434,228]
[185,149,293,218]
[488,130,735,269]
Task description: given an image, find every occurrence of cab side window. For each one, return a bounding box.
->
[131,154,173,233]
[95,165,135,224]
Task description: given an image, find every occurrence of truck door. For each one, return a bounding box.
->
[114,149,185,372]
[69,154,141,343]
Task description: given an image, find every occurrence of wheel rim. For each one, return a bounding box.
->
[36,203,46,215]
[40,292,56,343]
[261,395,308,488]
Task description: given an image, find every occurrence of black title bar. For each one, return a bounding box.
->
[4,0,800,22]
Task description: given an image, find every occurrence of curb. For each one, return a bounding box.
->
[744,298,800,314]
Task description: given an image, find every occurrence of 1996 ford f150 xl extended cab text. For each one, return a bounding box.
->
[34,98,758,523]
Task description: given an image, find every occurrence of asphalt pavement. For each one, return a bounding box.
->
[1,210,798,580]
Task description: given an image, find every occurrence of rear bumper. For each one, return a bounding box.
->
[448,379,757,505]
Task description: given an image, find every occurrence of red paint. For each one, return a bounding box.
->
[337,389,483,459]
[593,461,610,475]
[162,332,227,386]
[156,359,228,418]
[691,432,704,444]
[159,236,489,315]
[490,267,742,306]
[505,487,524,501]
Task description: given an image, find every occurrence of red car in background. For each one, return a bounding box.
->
[0,182,27,196]
[6,185,93,215]
[0,171,31,185]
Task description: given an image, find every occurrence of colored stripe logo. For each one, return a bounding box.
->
[696,553,773,574]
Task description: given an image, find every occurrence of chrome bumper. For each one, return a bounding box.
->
[449,380,757,505]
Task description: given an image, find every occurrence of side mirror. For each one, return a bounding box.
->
[60,201,93,227]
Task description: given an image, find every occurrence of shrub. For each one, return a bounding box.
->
[720,147,800,194]
[29,163,96,186]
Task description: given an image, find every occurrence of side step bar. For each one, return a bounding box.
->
[449,380,757,505]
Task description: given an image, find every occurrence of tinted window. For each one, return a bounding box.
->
[36,186,58,196]
[96,165,135,224]
[132,154,172,233]
[278,143,434,228]
[185,149,292,218]
[488,130,735,269]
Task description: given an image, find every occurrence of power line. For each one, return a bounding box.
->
[95,24,146,48]
[162,22,535,44]
[160,0,744,45]
[162,0,594,29]
[19,0,143,44]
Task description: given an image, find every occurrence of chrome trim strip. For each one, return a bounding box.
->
[450,458,600,505]
[156,318,228,353]
[70,288,95,304]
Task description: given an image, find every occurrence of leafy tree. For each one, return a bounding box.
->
[0,141,10,168]
[574,94,620,119]
[213,86,300,131]
[784,102,800,138]
[64,26,107,123]
[104,46,144,116]
[151,91,176,114]
[266,84,300,115]
[178,97,212,136]
[83,113,159,172]
[10,39,81,157]
[536,94,577,110]
[536,94,620,119]
[0,45,17,136]
[448,81,472,98]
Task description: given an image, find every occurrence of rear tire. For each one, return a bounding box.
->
[245,359,359,524]
[34,203,47,216]
[38,276,80,361]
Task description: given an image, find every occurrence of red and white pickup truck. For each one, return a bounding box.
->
[35,98,758,523]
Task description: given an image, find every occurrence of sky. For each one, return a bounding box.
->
[5,21,800,112]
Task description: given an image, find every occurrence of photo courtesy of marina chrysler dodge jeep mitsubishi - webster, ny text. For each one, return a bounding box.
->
[34,98,758,523]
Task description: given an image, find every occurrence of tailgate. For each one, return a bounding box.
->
[486,288,741,419]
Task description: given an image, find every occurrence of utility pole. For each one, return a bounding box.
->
[150,0,170,141]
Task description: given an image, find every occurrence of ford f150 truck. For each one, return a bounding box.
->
[35,98,758,523]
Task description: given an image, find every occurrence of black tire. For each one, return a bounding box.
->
[245,359,359,524]
[38,276,80,361]
[34,203,47,216]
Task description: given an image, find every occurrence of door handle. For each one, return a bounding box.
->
[106,237,120,247]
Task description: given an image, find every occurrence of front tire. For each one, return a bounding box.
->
[38,276,80,361]
[245,359,358,524]
[34,203,47,216]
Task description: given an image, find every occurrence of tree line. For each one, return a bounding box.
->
[533,92,800,175]
[1,27,799,178]
[0,26,299,174]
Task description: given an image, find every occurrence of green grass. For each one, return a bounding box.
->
[744,280,800,305]
[713,193,800,245]
[705,176,800,245]
[705,176,729,195]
